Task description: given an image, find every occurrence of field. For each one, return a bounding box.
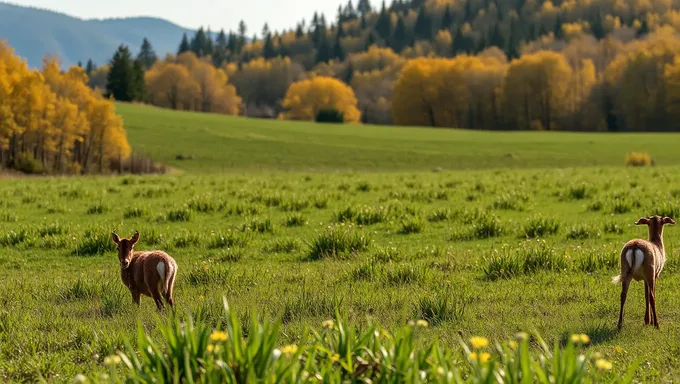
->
[2,104,680,382]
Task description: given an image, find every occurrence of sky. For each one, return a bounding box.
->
[8,0,342,35]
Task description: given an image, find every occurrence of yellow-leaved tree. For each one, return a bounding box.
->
[280,76,361,123]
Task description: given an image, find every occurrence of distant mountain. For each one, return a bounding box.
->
[0,2,197,68]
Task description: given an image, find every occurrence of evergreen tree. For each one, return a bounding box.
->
[137,38,158,69]
[85,59,96,76]
[227,31,238,56]
[315,35,333,63]
[591,14,605,39]
[345,0,358,19]
[464,0,473,22]
[178,33,190,54]
[262,23,271,39]
[374,1,392,40]
[452,25,472,54]
[213,29,228,67]
[554,14,564,39]
[344,60,354,84]
[391,15,408,52]
[637,18,650,37]
[333,28,346,61]
[263,33,277,59]
[489,22,505,50]
[132,58,147,102]
[441,5,454,30]
[205,27,215,56]
[190,27,211,57]
[77,61,82,67]
[507,18,523,59]
[238,20,248,52]
[365,31,377,49]
[295,23,305,38]
[357,0,372,15]
[106,45,139,102]
[414,5,432,40]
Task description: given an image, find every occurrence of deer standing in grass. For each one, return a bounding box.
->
[112,231,178,311]
[613,215,675,330]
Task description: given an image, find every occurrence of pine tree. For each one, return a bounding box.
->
[137,38,158,69]
[489,22,505,50]
[132,58,146,101]
[333,28,346,61]
[191,27,211,57]
[414,5,432,40]
[452,25,472,54]
[374,1,392,40]
[295,23,305,38]
[178,33,190,54]
[263,33,277,59]
[554,14,564,39]
[262,23,271,40]
[205,27,215,56]
[464,0,473,22]
[106,45,138,102]
[637,18,650,37]
[507,18,522,59]
[85,59,96,76]
[591,14,605,39]
[238,20,248,52]
[77,61,82,67]
[344,60,354,84]
[365,31,377,49]
[345,0,357,19]
[357,0,372,15]
[214,29,228,67]
[391,15,407,52]
[441,5,454,30]
[315,35,333,63]
[227,31,238,56]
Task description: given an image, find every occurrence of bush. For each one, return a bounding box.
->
[315,108,344,123]
[624,152,652,167]
[96,297,638,383]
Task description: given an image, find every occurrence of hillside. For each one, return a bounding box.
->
[117,103,680,173]
[0,2,193,68]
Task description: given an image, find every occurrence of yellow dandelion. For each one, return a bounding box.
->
[469,352,478,360]
[570,334,590,344]
[281,344,298,357]
[207,345,214,352]
[210,331,228,342]
[416,319,429,328]
[469,336,489,349]
[322,319,335,329]
[508,340,518,350]
[595,359,613,371]
[479,352,491,363]
[330,353,340,362]
[615,345,622,353]
[199,295,204,301]
[103,355,121,366]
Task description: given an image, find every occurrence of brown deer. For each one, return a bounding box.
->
[112,231,178,311]
[613,215,675,330]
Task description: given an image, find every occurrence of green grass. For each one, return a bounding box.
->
[1,166,680,382]
[117,103,680,173]
[2,104,680,382]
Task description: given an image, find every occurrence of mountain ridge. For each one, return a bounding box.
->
[0,2,198,68]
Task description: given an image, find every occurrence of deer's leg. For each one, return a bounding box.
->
[147,281,165,311]
[618,279,631,330]
[130,289,141,306]
[649,279,659,329]
[164,270,176,307]
[644,281,651,325]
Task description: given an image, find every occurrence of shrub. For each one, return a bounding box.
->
[99,298,637,383]
[315,108,344,123]
[307,224,372,260]
[521,215,560,238]
[624,152,652,167]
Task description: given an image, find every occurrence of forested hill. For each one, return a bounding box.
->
[0,2,193,68]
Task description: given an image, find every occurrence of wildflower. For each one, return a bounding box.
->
[479,352,491,363]
[207,345,214,352]
[615,345,622,353]
[210,331,228,342]
[103,355,121,366]
[570,334,590,344]
[416,319,429,328]
[280,344,298,357]
[199,295,204,301]
[322,319,335,329]
[330,353,340,362]
[595,359,613,371]
[469,336,489,349]
[74,374,88,383]
[508,340,518,350]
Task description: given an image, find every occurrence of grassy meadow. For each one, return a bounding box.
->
[2,104,680,382]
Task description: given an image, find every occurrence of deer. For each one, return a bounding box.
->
[112,231,178,311]
[613,215,675,330]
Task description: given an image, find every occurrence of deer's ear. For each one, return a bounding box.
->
[131,231,140,244]
[635,217,650,225]
[663,217,677,225]
[112,232,120,244]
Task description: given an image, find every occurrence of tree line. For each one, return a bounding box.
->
[0,42,131,174]
[94,0,680,131]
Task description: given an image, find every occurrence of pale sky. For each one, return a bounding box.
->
[8,0,342,35]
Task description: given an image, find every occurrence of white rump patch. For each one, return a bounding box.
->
[634,249,644,270]
[625,250,633,268]
[157,262,166,281]
[625,249,644,271]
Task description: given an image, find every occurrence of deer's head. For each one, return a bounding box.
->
[112,231,139,269]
